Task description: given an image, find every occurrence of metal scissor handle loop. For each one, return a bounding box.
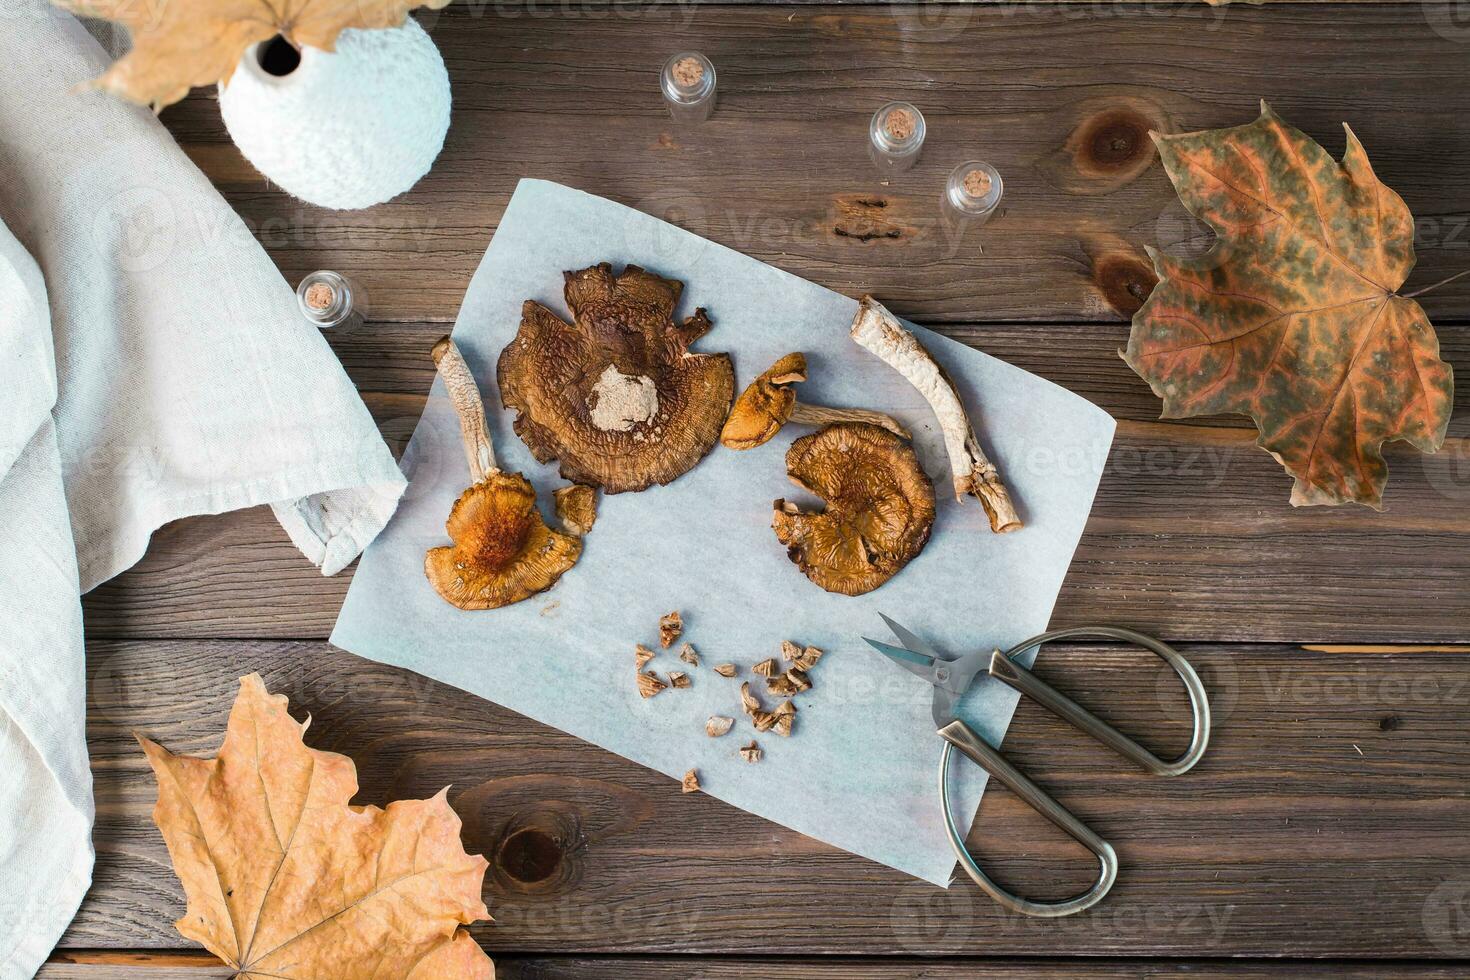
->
[937,626,1209,917]
[997,625,1210,777]
[939,724,1119,918]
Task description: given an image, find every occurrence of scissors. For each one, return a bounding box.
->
[864,615,1210,918]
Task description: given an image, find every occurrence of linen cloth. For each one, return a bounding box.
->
[0,5,407,975]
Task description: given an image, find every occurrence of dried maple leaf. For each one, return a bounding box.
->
[1123,102,1453,508]
[138,674,493,979]
[52,0,452,109]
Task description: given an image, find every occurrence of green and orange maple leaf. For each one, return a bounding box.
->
[139,674,494,979]
[1124,102,1453,508]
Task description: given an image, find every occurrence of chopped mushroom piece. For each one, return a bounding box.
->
[498,263,735,493]
[669,670,691,689]
[739,682,763,715]
[793,646,824,671]
[553,484,598,537]
[424,337,594,610]
[682,769,701,793]
[740,740,763,763]
[659,610,683,648]
[773,700,796,737]
[753,658,779,677]
[768,669,811,697]
[713,663,738,678]
[635,644,655,669]
[751,710,777,732]
[679,643,700,666]
[780,639,802,663]
[851,296,1021,533]
[706,716,734,737]
[638,671,667,699]
[720,351,908,450]
[772,422,936,596]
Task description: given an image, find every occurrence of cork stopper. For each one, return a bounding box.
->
[304,282,336,311]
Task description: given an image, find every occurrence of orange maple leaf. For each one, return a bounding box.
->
[1124,102,1453,508]
[138,674,494,979]
[52,0,452,109]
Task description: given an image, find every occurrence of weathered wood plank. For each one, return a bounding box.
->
[35,953,1470,980]
[81,321,1470,642]
[155,4,1470,324]
[65,639,1470,957]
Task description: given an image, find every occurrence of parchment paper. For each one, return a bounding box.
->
[331,179,1115,885]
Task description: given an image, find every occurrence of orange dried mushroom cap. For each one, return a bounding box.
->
[424,336,594,610]
[772,422,935,596]
[721,352,807,450]
[721,351,908,451]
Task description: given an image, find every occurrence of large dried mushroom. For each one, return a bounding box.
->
[851,296,1020,533]
[498,263,735,494]
[772,422,935,596]
[720,351,908,451]
[424,337,595,610]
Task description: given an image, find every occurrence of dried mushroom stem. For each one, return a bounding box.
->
[849,297,1021,534]
[788,401,908,440]
[432,336,498,484]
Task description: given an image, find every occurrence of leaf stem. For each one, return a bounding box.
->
[1403,268,1470,299]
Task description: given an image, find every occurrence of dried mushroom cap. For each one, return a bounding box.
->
[635,644,655,669]
[751,710,777,732]
[706,716,734,737]
[423,339,591,611]
[772,422,936,596]
[659,610,683,648]
[679,643,700,666]
[720,352,806,450]
[721,351,909,451]
[740,740,763,763]
[669,670,691,689]
[713,663,738,678]
[753,658,779,677]
[498,263,735,493]
[682,769,701,793]
[780,639,802,663]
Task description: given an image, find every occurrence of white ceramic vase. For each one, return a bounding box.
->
[220,21,452,210]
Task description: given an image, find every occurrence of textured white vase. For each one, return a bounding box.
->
[220,21,451,210]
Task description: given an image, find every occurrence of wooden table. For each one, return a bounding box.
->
[45,3,1470,977]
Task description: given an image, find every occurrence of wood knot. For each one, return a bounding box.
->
[831,194,910,244]
[1092,253,1159,318]
[1051,104,1165,192]
[1379,714,1402,732]
[488,807,583,892]
[497,828,563,883]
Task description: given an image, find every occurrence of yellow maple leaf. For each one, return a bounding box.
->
[138,674,494,979]
[53,0,452,109]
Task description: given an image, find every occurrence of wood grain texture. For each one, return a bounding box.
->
[155,5,1470,325]
[65,639,1470,957]
[35,954,1470,980]
[81,321,1470,642]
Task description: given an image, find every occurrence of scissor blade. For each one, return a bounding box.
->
[878,612,952,663]
[863,637,942,684]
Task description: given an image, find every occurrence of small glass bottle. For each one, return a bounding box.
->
[296,270,364,333]
[869,101,925,175]
[943,160,1004,227]
[662,52,716,124]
